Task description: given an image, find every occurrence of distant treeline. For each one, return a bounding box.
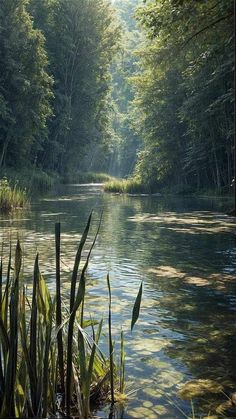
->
[131,0,234,192]
[0,0,119,176]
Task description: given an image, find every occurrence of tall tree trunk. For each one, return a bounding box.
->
[212,143,221,188]
[0,132,11,168]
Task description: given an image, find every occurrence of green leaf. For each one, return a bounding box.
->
[15,239,22,280]
[131,281,143,332]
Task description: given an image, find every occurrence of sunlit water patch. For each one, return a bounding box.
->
[0,185,235,417]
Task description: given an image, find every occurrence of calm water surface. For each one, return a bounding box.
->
[0,185,236,418]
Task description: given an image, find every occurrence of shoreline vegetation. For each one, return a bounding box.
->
[0,178,29,212]
[103,177,234,198]
[0,170,115,212]
[1,169,115,192]
[62,171,116,185]
[1,169,233,215]
[0,1,233,206]
[0,215,143,418]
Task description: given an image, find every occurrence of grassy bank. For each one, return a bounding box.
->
[104,178,151,194]
[2,167,59,193]
[0,215,142,417]
[62,171,116,184]
[104,177,234,198]
[0,178,28,212]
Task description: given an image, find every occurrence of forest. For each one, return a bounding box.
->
[0,1,235,418]
[0,0,234,194]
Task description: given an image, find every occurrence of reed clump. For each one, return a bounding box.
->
[0,177,28,212]
[0,215,142,418]
[104,177,149,194]
[62,171,116,184]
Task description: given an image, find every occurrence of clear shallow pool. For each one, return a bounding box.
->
[0,185,236,418]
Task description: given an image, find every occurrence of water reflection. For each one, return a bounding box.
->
[0,185,235,417]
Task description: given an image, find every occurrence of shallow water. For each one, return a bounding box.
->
[0,184,236,418]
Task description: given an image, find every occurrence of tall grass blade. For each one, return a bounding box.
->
[0,256,2,303]
[70,213,92,312]
[19,286,35,416]
[3,245,11,330]
[66,214,91,416]
[0,318,9,353]
[3,240,22,416]
[78,326,87,394]
[37,274,55,417]
[107,274,114,404]
[78,210,103,327]
[72,363,83,418]
[55,223,64,394]
[131,281,143,331]
[84,323,97,419]
[119,329,125,394]
[48,347,57,414]
[66,212,101,415]
[66,278,85,415]
[95,318,103,345]
[0,255,3,404]
[29,254,39,414]
[0,317,7,411]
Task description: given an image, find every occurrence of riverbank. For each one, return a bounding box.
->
[103,177,234,198]
[103,178,150,194]
[62,171,116,184]
[1,168,116,194]
[0,178,29,212]
[2,167,59,193]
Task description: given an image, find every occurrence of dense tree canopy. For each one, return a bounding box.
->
[0,0,52,169]
[0,0,119,176]
[132,0,234,192]
[110,0,142,177]
[35,0,119,174]
[0,0,234,193]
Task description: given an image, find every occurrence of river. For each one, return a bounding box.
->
[0,184,235,418]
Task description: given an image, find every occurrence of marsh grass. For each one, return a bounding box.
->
[0,214,142,418]
[2,169,58,194]
[0,178,28,212]
[103,178,150,194]
[63,171,116,184]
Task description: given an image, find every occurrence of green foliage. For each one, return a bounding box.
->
[0,0,53,169]
[62,171,116,184]
[119,330,125,394]
[29,0,120,175]
[0,0,120,179]
[132,0,234,192]
[2,167,58,193]
[107,274,115,404]
[0,178,28,212]
[0,216,142,417]
[131,281,143,331]
[104,177,150,194]
[110,0,142,177]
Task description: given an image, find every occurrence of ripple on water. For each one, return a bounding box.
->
[0,187,235,417]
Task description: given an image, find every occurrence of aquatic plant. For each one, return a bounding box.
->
[29,170,56,192]
[2,168,59,194]
[0,178,28,212]
[0,215,142,418]
[103,178,150,194]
